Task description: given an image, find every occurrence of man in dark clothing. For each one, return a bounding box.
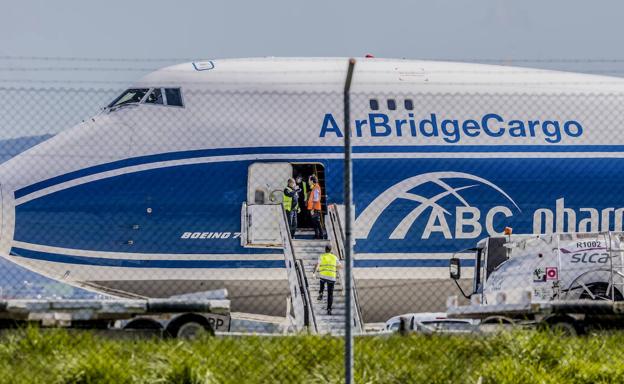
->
[283,178,300,237]
[313,244,342,315]
[307,175,324,239]
[295,175,308,206]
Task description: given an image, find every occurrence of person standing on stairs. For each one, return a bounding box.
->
[313,244,341,315]
[283,178,300,238]
[307,175,324,239]
[295,175,308,205]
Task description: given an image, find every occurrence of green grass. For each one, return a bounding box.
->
[2,328,624,383]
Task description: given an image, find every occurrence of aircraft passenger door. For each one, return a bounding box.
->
[247,163,293,205]
[245,163,293,246]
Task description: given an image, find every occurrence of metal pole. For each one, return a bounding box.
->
[343,58,356,384]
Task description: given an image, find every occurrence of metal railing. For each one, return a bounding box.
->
[278,206,318,333]
[296,259,317,332]
[326,204,364,333]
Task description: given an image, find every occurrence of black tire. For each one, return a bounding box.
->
[175,321,207,339]
[548,321,578,336]
[166,314,214,339]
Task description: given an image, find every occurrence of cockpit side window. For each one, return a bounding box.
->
[164,88,184,107]
[145,88,164,105]
[107,88,149,108]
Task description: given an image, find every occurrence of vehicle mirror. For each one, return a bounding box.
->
[449,258,461,280]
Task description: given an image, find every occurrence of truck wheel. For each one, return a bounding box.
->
[175,321,207,339]
[549,321,578,336]
[166,314,214,339]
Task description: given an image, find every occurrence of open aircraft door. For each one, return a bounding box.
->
[243,162,293,247]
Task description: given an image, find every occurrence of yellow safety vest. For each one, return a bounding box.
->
[319,253,338,280]
[283,187,293,212]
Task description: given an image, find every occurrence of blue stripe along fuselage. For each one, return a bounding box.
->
[14,145,624,199]
[13,145,624,259]
[10,247,475,268]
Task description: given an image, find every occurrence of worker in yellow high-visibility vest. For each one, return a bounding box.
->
[313,244,342,315]
[283,178,300,237]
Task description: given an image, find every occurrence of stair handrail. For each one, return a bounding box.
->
[278,205,318,333]
[327,204,364,333]
[296,258,318,333]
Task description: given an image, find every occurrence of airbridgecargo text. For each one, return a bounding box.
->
[319,113,583,143]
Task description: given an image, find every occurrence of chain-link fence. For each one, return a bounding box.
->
[1,57,624,382]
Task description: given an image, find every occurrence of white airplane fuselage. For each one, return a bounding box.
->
[1,57,624,321]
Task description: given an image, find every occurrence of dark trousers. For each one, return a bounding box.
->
[319,278,335,311]
[287,209,298,237]
[311,211,324,239]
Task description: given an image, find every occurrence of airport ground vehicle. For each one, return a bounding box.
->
[447,231,624,334]
[385,312,478,334]
[0,291,230,338]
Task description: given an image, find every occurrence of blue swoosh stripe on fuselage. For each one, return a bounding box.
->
[10,248,285,269]
[14,145,624,199]
[9,247,475,269]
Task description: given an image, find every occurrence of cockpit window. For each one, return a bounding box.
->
[165,88,183,107]
[145,88,164,105]
[106,88,183,110]
[108,88,149,108]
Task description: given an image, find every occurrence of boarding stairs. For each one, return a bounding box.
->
[241,201,363,334]
[292,238,349,334]
[277,205,363,335]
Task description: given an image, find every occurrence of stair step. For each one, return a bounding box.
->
[318,324,346,328]
[315,312,347,318]
[312,303,346,307]
[315,314,345,319]
[316,319,347,324]
[292,240,329,245]
[313,297,339,301]
[288,229,359,335]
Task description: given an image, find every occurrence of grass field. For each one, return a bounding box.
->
[2,328,624,383]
